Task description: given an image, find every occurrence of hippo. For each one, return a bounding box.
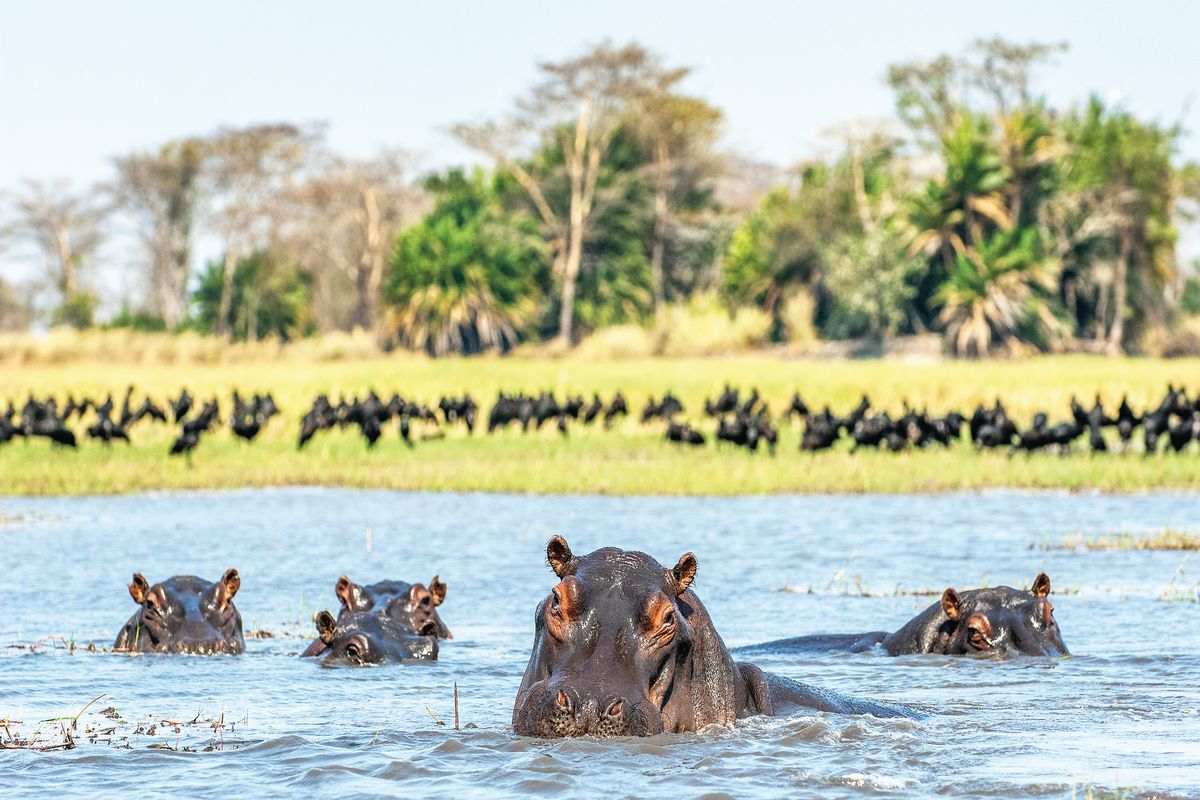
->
[512,537,917,738]
[304,609,438,665]
[113,570,244,655]
[331,575,451,639]
[738,573,1067,658]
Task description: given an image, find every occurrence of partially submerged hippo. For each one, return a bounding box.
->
[113,570,244,655]
[331,575,451,638]
[739,573,1067,658]
[512,537,916,738]
[304,609,438,665]
[300,573,449,664]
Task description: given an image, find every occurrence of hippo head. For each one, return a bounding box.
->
[114,570,245,655]
[335,575,452,639]
[935,573,1068,657]
[311,609,438,666]
[513,536,745,738]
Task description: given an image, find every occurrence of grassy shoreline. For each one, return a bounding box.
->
[4,354,1200,496]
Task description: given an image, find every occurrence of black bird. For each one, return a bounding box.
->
[666,421,705,446]
[172,389,194,423]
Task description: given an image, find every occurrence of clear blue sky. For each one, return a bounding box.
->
[2,0,1198,285]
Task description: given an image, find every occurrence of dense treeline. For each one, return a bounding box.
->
[1,39,1197,356]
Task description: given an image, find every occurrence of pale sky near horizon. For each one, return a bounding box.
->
[2,0,1198,293]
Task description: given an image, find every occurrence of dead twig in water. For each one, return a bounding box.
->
[453,683,460,731]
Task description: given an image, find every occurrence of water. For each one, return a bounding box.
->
[2,489,1198,798]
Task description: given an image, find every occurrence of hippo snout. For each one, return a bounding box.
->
[514,681,660,738]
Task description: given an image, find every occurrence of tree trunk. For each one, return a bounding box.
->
[54,227,77,300]
[558,208,585,345]
[1106,228,1132,355]
[556,104,592,347]
[353,187,384,332]
[216,248,238,338]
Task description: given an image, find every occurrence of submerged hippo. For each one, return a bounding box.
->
[331,575,451,638]
[739,573,1067,658]
[300,573,448,663]
[113,570,244,655]
[304,609,438,665]
[513,537,917,738]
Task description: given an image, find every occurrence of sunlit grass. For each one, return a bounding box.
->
[1047,530,1200,551]
[3,353,1200,495]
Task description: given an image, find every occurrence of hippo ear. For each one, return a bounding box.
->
[546,536,575,578]
[941,588,962,621]
[429,575,447,606]
[215,568,240,610]
[1031,573,1051,598]
[670,552,698,597]
[315,610,336,645]
[129,573,150,605]
[335,575,360,610]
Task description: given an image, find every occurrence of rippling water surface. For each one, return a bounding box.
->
[2,489,1199,798]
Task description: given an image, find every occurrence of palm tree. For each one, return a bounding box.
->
[385,170,548,356]
[1059,97,1178,353]
[936,227,1063,356]
[939,113,1013,246]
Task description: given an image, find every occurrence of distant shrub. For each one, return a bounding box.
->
[653,292,772,356]
[107,308,168,332]
[51,293,97,330]
[572,324,657,360]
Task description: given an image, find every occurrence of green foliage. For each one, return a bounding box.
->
[107,308,168,332]
[935,227,1062,356]
[386,169,549,355]
[722,172,852,339]
[192,251,314,341]
[1182,273,1200,316]
[824,225,922,339]
[51,292,97,329]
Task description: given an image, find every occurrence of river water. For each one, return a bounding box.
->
[1,489,1198,798]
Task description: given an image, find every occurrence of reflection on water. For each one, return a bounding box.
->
[2,489,1199,797]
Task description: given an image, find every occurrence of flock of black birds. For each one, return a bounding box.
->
[5,381,1200,459]
[0,387,281,460]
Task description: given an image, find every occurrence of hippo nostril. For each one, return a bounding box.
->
[555,690,572,712]
[605,700,624,718]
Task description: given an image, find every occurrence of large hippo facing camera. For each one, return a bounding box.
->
[113,570,244,655]
[739,573,1067,658]
[512,537,917,738]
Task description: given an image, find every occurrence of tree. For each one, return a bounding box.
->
[206,123,317,337]
[192,250,314,341]
[1059,97,1179,352]
[454,41,672,344]
[935,227,1062,356]
[385,169,549,355]
[721,175,846,338]
[110,138,206,327]
[4,179,107,325]
[628,85,723,309]
[824,225,921,340]
[279,150,424,332]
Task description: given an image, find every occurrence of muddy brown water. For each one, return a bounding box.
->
[1,489,1198,797]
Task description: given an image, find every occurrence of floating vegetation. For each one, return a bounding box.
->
[1,693,248,753]
[1040,529,1200,552]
